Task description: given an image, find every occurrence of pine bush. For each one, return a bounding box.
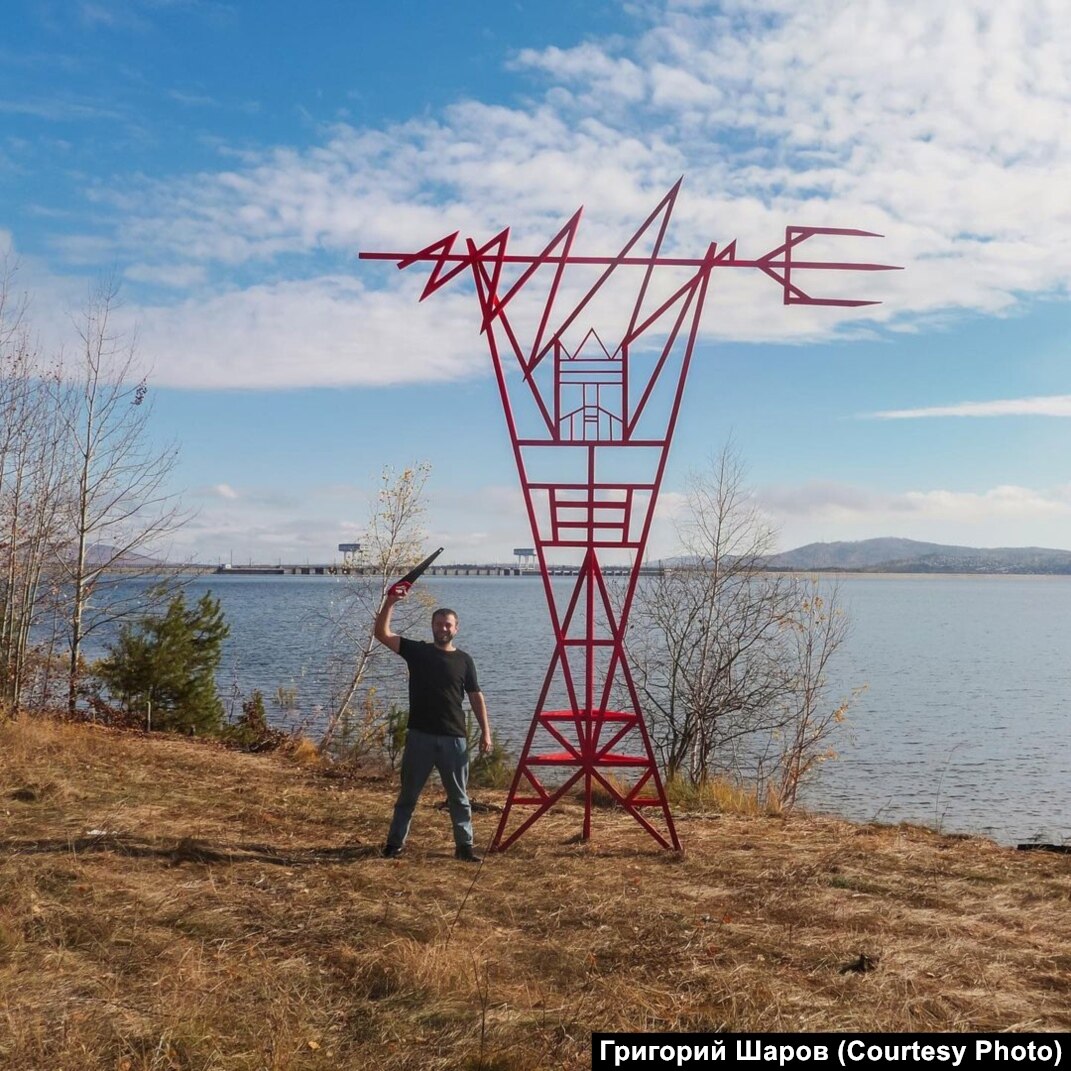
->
[95,592,229,734]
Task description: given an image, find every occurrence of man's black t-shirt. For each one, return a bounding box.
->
[397,637,479,738]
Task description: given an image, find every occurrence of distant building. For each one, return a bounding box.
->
[338,542,363,567]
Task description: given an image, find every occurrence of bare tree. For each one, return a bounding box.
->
[627,445,855,809]
[772,578,857,810]
[57,283,186,713]
[0,268,69,715]
[318,463,432,755]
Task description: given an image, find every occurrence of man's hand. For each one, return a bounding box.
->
[480,730,493,755]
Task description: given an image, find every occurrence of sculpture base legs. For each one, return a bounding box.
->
[491,708,681,852]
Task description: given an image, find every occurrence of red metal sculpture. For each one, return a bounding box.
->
[361,180,897,851]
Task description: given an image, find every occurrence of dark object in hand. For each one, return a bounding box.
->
[391,547,444,596]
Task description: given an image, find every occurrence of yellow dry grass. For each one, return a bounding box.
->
[1,715,1068,1071]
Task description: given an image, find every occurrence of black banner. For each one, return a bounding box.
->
[592,1032,1066,1071]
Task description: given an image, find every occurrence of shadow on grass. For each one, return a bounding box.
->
[0,834,379,867]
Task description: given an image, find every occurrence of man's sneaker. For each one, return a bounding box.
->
[382,844,404,859]
[455,844,481,863]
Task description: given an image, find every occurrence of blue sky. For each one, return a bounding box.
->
[3,0,1071,562]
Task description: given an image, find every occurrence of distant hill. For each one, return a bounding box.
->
[761,537,1071,574]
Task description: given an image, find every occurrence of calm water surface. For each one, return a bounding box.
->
[94,573,1071,846]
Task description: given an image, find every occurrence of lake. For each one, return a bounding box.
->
[88,573,1071,847]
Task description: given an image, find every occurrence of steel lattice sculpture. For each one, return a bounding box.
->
[361,180,897,851]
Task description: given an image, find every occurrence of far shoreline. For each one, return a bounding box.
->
[110,565,1071,579]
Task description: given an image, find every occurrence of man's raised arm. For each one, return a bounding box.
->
[373,588,404,654]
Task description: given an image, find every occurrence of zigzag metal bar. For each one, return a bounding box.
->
[531,181,685,373]
[366,250,895,269]
[468,238,556,436]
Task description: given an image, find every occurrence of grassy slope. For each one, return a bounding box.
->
[1,717,1068,1071]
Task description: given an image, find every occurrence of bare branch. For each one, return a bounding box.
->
[318,463,432,755]
[55,282,190,713]
[627,443,857,806]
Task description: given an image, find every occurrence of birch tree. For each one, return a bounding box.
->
[58,283,186,713]
[0,271,68,714]
[318,463,431,755]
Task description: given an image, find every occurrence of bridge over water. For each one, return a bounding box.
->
[210,562,665,577]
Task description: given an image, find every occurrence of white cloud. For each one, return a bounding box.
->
[159,472,1071,564]
[47,233,120,265]
[174,481,375,564]
[124,262,208,288]
[168,90,217,108]
[758,478,1071,550]
[23,0,1071,388]
[172,479,540,565]
[0,96,124,121]
[127,275,485,388]
[870,395,1071,419]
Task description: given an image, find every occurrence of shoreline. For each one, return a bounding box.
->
[112,566,1071,579]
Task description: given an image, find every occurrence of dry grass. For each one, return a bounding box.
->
[664,773,781,817]
[1,715,1068,1071]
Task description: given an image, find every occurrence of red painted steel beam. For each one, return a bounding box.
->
[358,252,895,270]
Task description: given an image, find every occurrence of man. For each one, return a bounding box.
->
[374,587,492,862]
